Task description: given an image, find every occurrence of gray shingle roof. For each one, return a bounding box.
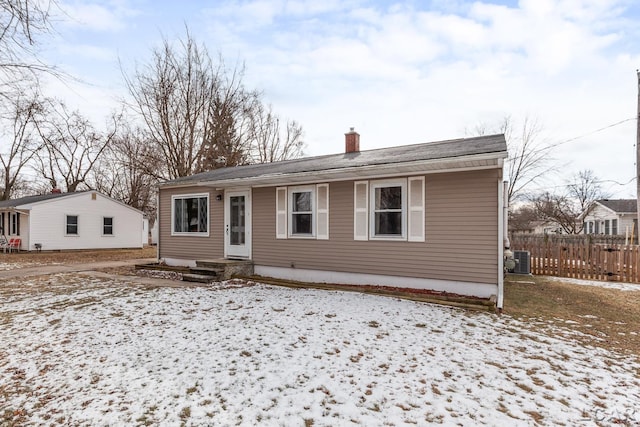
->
[162,134,507,187]
[598,199,637,213]
[0,191,87,209]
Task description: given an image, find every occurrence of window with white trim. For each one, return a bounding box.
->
[10,212,20,235]
[66,215,78,235]
[172,194,209,235]
[289,186,315,237]
[370,179,406,239]
[354,177,425,242]
[275,185,329,239]
[103,217,113,235]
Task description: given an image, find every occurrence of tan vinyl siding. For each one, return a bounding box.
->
[252,169,499,284]
[158,187,223,260]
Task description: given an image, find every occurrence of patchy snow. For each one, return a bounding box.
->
[548,276,640,292]
[1,274,639,426]
[0,261,62,271]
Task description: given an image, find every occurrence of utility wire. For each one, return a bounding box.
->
[523,176,637,194]
[551,117,636,148]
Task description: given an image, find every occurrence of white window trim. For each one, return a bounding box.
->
[171,193,210,237]
[288,185,316,238]
[65,214,79,236]
[369,178,407,241]
[102,216,114,236]
[9,212,19,236]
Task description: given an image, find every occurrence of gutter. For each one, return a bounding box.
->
[186,152,508,189]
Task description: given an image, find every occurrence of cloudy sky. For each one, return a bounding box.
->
[42,0,640,198]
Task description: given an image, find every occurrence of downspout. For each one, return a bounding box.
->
[503,181,510,250]
[156,192,160,262]
[497,180,504,312]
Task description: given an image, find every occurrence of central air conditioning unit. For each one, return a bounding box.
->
[511,250,531,275]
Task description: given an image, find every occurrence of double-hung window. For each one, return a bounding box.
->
[103,217,113,235]
[172,194,209,235]
[354,177,425,242]
[66,215,78,235]
[290,187,314,236]
[371,180,405,238]
[275,184,329,240]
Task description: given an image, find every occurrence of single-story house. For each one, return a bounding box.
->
[0,191,147,251]
[158,131,508,308]
[581,199,638,236]
[511,219,565,235]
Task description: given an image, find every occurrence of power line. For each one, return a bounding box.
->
[551,117,636,148]
[523,176,637,194]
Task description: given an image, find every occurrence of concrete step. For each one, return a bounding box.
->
[196,259,253,269]
[190,267,223,277]
[182,273,218,284]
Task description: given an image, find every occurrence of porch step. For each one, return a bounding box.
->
[182,273,218,284]
[196,259,252,269]
[195,259,254,281]
[190,267,224,277]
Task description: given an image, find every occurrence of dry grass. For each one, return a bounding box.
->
[504,275,640,356]
[1,246,156,265]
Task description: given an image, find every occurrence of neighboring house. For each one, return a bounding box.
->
[158,131,508,308]
[581,199,638,236]
[511,220,565,235]
[0,191,146,251]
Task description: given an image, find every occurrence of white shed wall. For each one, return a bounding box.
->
[28,192,144,251]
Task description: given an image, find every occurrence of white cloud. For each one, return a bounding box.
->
[57,0,140,32]
[37,0,640,197]
[56,43,117,61]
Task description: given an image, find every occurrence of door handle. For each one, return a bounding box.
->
[226,224,229,235]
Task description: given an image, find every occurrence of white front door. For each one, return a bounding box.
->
[224,190,251,259]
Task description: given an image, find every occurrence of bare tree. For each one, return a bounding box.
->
[249,104,304,163]
[91,124,158,218]
[34,99,118,192]
[0,0,61,94]
[468,115,555,204]
[123,27,305,179]
[531,192,580,234]
[508,204,539,234]
[531,169,609,234]
[123,29,221,179]
[0,87,44,199]
[197,66,262,171]
[567,169,610,214]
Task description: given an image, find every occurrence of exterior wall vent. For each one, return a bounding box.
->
[511,250,531,275]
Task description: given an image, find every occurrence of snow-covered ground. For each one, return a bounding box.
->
[0,260,62,271]
[2,274,639,426]
[548,276,640,292]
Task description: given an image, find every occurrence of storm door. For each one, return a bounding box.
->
[224,190,251,258]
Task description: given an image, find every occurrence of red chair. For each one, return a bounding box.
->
[8,238,21,253]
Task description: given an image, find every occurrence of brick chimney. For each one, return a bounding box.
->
[345,127,360,153]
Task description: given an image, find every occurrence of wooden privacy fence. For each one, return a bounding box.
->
[514,243,640,283]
